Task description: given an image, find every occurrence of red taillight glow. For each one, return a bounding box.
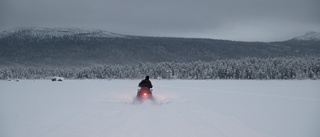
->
[143,93,148,96]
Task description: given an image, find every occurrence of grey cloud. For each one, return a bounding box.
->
[1,0,319,41]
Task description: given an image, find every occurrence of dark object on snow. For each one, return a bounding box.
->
[138,76,153,89]
[52,77,64,81]
[134,76,155,103]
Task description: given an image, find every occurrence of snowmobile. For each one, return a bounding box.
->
[134,87,154,102]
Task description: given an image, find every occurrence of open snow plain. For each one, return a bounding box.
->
[1,80,319,137]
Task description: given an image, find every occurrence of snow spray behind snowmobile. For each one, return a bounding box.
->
[134,87,155,102]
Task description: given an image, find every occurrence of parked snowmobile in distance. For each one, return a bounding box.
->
[135,87,154,102]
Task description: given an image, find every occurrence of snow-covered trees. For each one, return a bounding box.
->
[1,56,319,80]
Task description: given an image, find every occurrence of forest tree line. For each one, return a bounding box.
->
[1,56,319,80]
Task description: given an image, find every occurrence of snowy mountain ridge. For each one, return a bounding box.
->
[1,27,320,41]
[1,27,320,66]
[0,27,126,38]
[292,31,320,41]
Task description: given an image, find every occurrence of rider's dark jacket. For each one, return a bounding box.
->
[138,79,153,89]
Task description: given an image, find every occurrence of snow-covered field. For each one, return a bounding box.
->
[1,80,319,137]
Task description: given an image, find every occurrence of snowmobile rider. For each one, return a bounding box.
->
[138,76,153,89]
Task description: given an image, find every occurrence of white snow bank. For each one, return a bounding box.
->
[0,80,319,137]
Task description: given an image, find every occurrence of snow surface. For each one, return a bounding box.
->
[1,80,319,137]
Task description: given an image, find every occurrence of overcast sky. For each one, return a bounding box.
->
[1,0,319,41]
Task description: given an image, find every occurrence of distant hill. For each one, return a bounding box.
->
[291,31,320,41]
[0,28,319,67]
